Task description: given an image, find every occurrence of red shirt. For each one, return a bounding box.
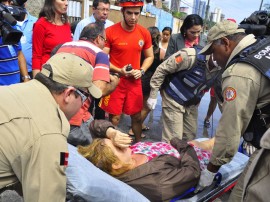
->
[32,17,72,70]
[105,22,152,70]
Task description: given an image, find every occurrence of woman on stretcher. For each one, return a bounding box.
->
[78,120,215,202]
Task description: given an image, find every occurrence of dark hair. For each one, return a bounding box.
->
[39,0,68,24]
[79,21,105,41]
[180,14,203,37]
[162,26,172,34]
[35,64,68,94]
[92,0,110,9]
[148,26,160,54]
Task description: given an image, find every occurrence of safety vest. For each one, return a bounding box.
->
[227,36,270,148]
[164,46,214,106]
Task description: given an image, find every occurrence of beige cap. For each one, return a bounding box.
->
[41,53,102,98]
[199,20,245,55]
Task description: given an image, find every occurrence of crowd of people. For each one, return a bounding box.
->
[0,0,270,201]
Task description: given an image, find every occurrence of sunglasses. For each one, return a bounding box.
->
[75,88,90,103]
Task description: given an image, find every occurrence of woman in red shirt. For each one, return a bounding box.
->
[32,0,72,77]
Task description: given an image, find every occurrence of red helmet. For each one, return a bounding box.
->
[119,0,144,7]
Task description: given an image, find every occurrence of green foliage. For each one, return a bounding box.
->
[162,4,170,12]
[172,11,187,19]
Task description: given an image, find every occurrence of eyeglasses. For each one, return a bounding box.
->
[99,35,107,42]
[96,7,110,12]
[75,88,90,103]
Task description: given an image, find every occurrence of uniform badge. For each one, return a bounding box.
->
[138,39,144,47]
[60,152,69,166]
[224,87,237,101]
[175,54,182,64]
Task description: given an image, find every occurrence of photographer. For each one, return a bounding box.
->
[11,0,37,80]
[0,0,29,85]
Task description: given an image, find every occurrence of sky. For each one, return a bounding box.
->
[182,0,269,24]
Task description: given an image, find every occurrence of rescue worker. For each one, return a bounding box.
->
[0,53,102,201]
[195,20,270,201]
[99,0,154,142]
[147,46,220,142]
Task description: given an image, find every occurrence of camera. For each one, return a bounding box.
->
[126,64,132,71]
[0,0,27,45]
[239,11,270,36]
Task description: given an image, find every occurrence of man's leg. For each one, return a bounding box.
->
[109,114,121,126]
[69,117,95,147]
[161,105,184,142]
[183,105,198,141]
[131,112,142,143]
[161,90,184,142]
[204,95,218,128]
[141,94,151,127]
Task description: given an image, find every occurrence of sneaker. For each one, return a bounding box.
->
[204,120,211,128]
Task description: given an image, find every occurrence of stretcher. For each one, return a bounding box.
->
[171,151,249,202]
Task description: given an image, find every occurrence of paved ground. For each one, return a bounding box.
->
[118,91,222,142]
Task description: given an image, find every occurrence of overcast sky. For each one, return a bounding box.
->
[211,0,265,23]
[182,0,267,24]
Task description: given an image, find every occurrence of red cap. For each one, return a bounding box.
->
[227,18,237,23]
[119,0,144,7]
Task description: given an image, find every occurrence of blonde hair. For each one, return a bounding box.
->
[78,138,132,176]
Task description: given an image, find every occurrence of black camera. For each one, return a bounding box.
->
[0,1,27,45]
[239,11,270,36]
[126,64,132,71]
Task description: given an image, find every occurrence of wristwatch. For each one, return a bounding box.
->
[140,69,145,76]
[22,75,31,80]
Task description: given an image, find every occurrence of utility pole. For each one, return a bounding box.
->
[259,0,264,10]
[204,0,210,32]
[205,0,210,21]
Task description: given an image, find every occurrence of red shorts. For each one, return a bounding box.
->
[99,78,143,115]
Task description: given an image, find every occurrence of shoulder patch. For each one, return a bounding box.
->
[175,54,183,64]
[224,87,237,101]
[60,152,69,166]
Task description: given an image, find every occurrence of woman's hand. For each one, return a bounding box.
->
[106,127,132,148]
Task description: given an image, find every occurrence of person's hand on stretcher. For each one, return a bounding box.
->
[191,137,255,193]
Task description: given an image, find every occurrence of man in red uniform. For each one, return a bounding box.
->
[99,0,154,142]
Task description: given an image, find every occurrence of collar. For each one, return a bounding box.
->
[226,34,257,67]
